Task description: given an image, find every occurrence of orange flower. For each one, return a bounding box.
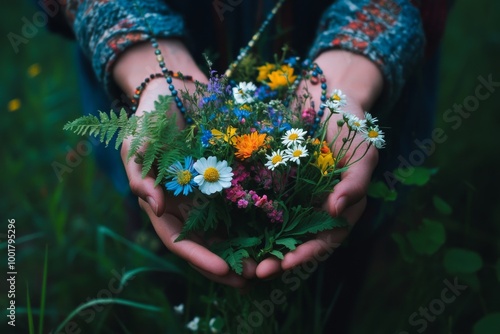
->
[234,132,267,160]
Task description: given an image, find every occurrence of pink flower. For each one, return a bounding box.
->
[302,107,316,125]
[237,199,249,208]
[254,194,268,207]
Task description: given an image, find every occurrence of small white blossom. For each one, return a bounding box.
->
[173,303,184,315]
[344,113,367,132]
[265,149,288,170]
[232,82,257,104]
[363,126,386,149]
[281,128,307,147]
[186,316,200,331]
[284,144,309,164]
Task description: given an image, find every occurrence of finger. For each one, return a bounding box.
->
[326,148,377,217]
[255,256,282,279]
[140,198,229,277]
[241,258,258,280]
[121,138,165,216]
[281,231,345,271]
[190,264,248,289]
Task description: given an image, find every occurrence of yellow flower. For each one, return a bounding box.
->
[27,63,41,77]
[234,132,267,160]
[314,143,335,174]
[256,63,275,82]
[316,153,335,175]
[211,126,238,145]
[267,65,297,90]
[7,98,21,112]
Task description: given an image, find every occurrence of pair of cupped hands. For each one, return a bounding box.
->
[113,39,382,288]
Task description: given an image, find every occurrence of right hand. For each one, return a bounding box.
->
[115,39,257,288]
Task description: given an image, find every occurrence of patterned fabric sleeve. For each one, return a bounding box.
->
[64,0,186,97]
[309,0,425,106]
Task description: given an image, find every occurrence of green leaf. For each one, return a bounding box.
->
[367,181,397,201]
[391,232,416,263]
[406,219,446,255]
[26,283,34,334]
[227,237,262,248]
[270,250,284,260]
[394,166,437,186]
[432,195,452,215]
[473,313,500,334]
[443,247,483,274]
[275,237,300,251]
[284,211,347,237]
[223,248,249,275]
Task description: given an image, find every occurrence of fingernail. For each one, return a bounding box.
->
[335,197,346,216]
[146,196,158,216]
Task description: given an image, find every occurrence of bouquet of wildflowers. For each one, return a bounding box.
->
[64,55,385,274]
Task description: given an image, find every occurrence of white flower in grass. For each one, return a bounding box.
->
[345,113,367,132]
[265,149,288,170]
[173,303,184,315]
[193,156,233,195]
[284,144,309,165]
[186,316,200,331]
[364,126,386,149]
[232,82,257,104]
[281,128,307,147]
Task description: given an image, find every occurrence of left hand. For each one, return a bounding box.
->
[255,50,383,279]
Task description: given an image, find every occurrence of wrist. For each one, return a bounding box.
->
[113,38,206,97]
[314,50,383,111]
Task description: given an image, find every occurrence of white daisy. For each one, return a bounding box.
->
[363,126,386,149]
[232,82,257,105]
[344,113,367,132]
[330,89,347,107]
[284,144,309,164]
[321,100,342,114]
[364,111,379,127]
[281,128,308,147]
[186,316,200,331]
[193,156,233,195]
[265,149,288,170]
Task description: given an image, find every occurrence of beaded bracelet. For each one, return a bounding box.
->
[128,70,195,117]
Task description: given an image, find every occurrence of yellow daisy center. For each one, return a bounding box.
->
[272,155,283,165]
[288,133,299,140]
[354,121,361,127]
[292,150,303,158]
[333,94,341,101]
[368,130,379,138]
[177,170,192,185]
[203,167,220,182]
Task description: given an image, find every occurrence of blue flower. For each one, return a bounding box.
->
[233,107,250,120]
[165,157,198,196]
[200,129,213,148]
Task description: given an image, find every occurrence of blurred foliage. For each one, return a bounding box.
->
[1,0,499,333]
